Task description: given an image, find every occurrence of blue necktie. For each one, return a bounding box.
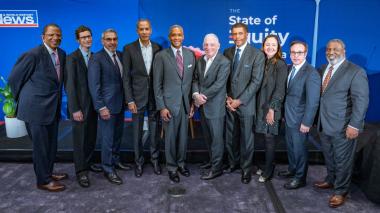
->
[287,66,296,87]
[232,48,241,73]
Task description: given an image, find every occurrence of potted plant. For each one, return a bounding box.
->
[0,76,28,138]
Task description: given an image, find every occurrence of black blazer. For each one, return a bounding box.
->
[122,40,161,111]
[9,44,65,125]
[64,48,95,120]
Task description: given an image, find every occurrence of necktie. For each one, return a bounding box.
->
[176,50,184,78]
[85,53,89,67]
[232,48,241,74]
[204,57,212,77]
[322,65,334,93]
[287,66,296,87]
[112,53,121,76]
[52,51,60,81]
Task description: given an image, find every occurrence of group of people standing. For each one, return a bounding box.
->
[8,19,369,208]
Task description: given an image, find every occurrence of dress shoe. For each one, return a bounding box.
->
[200,170,222,180]
[89,164,103,173]
[37,181,65,192]
[329,194,348,208]
[152,161,162,175]
[104,172,123,185]
[241,172,252,184]
[277,170,295,178]
[314,181,333,189]
[77,174,90,188]
[284,179,306,190]
[178,166,190,177]
[199,162,212,170]
[258,175,271,183]
[115,162,132,171]
[51,173,69,181]
[223,165,239,173]
[168,171,180,183]
[134,165,143,177]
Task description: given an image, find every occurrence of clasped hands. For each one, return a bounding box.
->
[226,96,241,112]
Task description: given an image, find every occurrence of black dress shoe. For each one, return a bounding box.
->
[77,174,90,188]
[104,172,123,185]
[241,172,252,184]
[115,162,132,171]
[199,162,212,169]
[152,161,162,175]
[89,164,103,173]
[135,165,143,177]
[284,179,306,190]
[200,170,223,180]
[168,171,180,183]
[278,170,295,178]
[178,166,190,177]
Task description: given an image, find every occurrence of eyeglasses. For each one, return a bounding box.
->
[290,51,305,56]
[104,37,117,41]
[79,35,92,40]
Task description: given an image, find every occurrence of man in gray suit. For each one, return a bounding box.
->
[153,25,195,183]
[223,23,265,184]
[123,19,162,177]
[192,34,230,180]
[314,39,369,208]
[280,41,320,190]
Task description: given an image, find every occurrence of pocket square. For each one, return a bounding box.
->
[187,64,193,68]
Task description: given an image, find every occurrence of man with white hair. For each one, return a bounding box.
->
[192,34,230,180]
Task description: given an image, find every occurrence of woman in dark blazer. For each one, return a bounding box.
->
[255,35,288,182]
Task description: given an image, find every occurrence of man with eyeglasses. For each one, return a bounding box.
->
[8,23,67,192]
[279,40,320,190]
[314,39,368,208]
[64,25,103,188]
[88,29,131,185]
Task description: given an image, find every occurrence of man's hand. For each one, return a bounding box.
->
[300,123,310,133]
[194,93,207,106]
[128,102,137,114]
[160,108,172,122]
[346,126,359,140]
[266,109,275,125]
[99,107,111,120]
[230,99,242,109]
[72,110,84,122]
[226,96,235,112]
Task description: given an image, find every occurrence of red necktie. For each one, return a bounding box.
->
[322,66,334,93]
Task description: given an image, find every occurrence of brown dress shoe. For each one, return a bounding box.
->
[51,173,69,181]
[314,181,333,189]
[37,181,66,192]
[329,194,347,208]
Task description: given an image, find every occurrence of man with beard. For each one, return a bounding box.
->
[314,39,369,208]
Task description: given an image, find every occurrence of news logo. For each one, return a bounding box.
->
[0,10,39,27]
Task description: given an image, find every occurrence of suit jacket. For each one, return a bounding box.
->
[153,47,195,116]
[88,48,124,114]
[64,48,95,119]
[8,44,65,125]
[122,40,161,111]
[192,53,230,119]
[318,60,369,135]
[284,61,321,128]
[224,44,265,116]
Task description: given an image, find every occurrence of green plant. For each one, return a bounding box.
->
[0,76,16,118]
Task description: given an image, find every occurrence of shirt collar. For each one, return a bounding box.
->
[104,47,116,58]
[328,58,345,70]
[171,45,183,56]
[79,46,90,57]
[139,39,152,48]
[204,53,217,62]
[293,59,306,71]
[43,43,56,54]
[235,41,248,53]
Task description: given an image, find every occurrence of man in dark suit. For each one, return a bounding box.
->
[279,41,320,189]
[8,23,67,192]
[153,25,195,183]
[88,29,130,185]
[223,23,265,184]
[314,39,369,208]
[192,33,230,180]
[64,25,102,188]
[122,19,162,177]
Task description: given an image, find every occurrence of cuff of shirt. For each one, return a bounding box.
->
[348,125,359,131]
[192,92,199,99]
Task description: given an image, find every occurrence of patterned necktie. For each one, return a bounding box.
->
[322,65,334,93]
[287,66,296,87]
[232,48,241,74]
[52,51,60,81]
[112,53,121,76]
[176,49,184,78]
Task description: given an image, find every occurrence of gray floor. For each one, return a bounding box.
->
[0,163,379,213]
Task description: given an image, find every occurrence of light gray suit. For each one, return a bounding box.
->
[223,44,265,173]
[153,47,195,172]
[192,53,230,172]
[318,59,369,195]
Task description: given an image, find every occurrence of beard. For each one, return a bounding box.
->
[327,55,344,65]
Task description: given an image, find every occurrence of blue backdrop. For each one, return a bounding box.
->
[1,0,379,121]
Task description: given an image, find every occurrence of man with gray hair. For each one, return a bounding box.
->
[153,25,195,183]
[192,33,230,180]
[88,29,130,185]
[314,39,369,208]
